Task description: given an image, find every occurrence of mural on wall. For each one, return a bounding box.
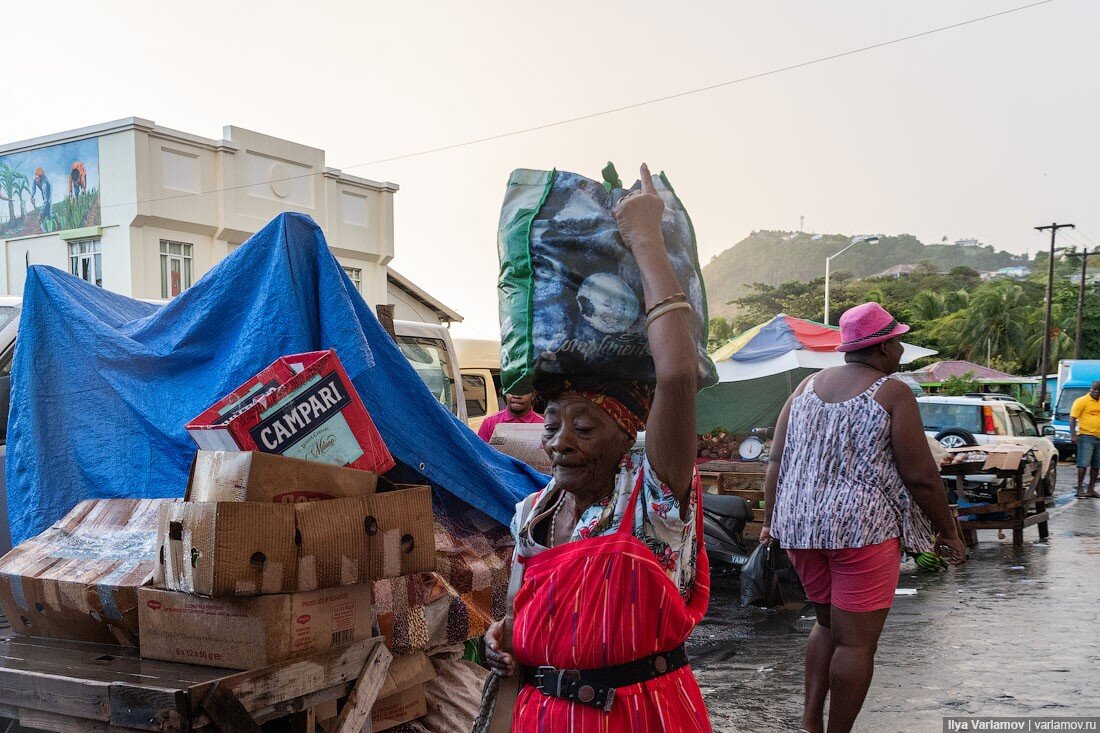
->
[0,138,100,237]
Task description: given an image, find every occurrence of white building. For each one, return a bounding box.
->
[0,118,460,324]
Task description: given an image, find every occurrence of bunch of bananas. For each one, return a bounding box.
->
[913,551,948,571]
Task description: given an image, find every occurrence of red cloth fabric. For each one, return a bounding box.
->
[510,472,712,732]
[783,315,842,352]
[477,408,544,442]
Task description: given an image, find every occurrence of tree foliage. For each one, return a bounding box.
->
[706,254,1100,374]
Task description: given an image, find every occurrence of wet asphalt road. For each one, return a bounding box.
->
[689,467,1100,732]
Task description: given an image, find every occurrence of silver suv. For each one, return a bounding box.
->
[917,394,1058,494]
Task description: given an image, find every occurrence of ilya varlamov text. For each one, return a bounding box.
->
[946,719,1098,731]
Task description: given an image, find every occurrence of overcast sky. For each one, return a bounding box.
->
[2,0,1096,336]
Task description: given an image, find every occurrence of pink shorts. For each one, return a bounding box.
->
[786,538,901,613]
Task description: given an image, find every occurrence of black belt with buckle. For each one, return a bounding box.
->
[522,645,690,712]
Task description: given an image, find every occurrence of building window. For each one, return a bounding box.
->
[68,239,102,287]
[343,267,362,292]
[160,240,193,298]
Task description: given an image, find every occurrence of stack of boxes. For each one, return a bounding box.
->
[0,350,451,731]
[139,450,435,668]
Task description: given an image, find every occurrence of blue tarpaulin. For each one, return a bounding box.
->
[7,213,547,544]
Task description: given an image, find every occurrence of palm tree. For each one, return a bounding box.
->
[911,290,945,322]
[955,281,1030,366]
[708,317,734,346]
[1022,302,1075,372]
[942,289,970,314]
[0,162,20,224]
[13,173,29,218]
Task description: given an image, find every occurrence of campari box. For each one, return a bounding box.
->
[187,350,394,474]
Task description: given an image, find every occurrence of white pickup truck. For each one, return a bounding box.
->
[0,296,467,552]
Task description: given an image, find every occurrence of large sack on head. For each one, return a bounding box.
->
[497,165,717,394]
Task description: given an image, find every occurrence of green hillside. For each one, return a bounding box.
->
[703,231,1024,318]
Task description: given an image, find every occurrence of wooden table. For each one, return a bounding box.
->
[0,614,391,733]
[942,459,1050,547]
[700,463,768,541]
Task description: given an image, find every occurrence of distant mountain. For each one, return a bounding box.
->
[702,231,1024,318]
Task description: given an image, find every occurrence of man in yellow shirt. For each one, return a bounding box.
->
[1070,380,1100,498]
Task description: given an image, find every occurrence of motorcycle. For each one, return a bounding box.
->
[701,492,752,569]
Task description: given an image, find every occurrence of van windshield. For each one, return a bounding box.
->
[1056,388,1088,421]
[395,335,457,416]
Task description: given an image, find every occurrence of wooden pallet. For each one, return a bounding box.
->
[946,461,1049,546]
[700,470,765,496]
[0,619,392,732]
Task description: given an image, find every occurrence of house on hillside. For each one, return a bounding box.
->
[899,360,1039,404]
[981,266,1031,280]
[873,264,918,279]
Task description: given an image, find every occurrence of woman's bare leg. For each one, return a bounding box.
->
[825,606,890,733]
[801,602,834,733]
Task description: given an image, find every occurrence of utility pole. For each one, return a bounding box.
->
[1034,222,1075,414]
[1065,247,1099,359]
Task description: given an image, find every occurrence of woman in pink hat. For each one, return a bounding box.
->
[761,302,967,733]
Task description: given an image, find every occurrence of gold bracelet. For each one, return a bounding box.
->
[645,301,693,328]
[645,291,687,316]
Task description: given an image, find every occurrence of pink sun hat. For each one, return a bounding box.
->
[835,302,910,352]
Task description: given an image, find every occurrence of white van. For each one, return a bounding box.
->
[391,320,468,423]
[455,338,502,434]
[0,298,466,552]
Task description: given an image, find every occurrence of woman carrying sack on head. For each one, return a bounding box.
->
[480,164,712,732]
[762,302,968,733]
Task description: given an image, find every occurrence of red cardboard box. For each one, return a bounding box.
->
[186,350,394,474]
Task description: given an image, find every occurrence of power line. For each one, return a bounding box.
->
[94,0,1057,212]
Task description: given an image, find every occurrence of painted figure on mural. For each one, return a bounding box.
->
[30,168,52,231]
[69,162,87,198]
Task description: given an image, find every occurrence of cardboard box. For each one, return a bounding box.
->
[376,651,437,699]
[158,488,436,596]
[0,499,174,646]
[188,450,377,503]
[488,423,552,473]
[159,501,299,595]
[371,685,427,731]
[945,443,1031,471]
[490,423,643,474]
[187,350,394,474]
[139,584,373,670]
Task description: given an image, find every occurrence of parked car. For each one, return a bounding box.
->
[917,394,1058,495]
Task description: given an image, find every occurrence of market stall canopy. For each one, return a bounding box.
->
[710,314,936,382]
[7,213,546,544]
[697,314,936,433]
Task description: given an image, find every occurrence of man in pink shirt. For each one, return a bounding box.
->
[477,391,543,442]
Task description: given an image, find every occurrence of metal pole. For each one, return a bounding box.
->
[1035,222,1075,414]
[1076,250,1088,359]
[824,257,831,325]
[1067,247,1097,360]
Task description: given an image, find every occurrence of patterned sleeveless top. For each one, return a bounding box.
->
[772,374,935,552]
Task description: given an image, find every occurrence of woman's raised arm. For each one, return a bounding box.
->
[613,164,697,511]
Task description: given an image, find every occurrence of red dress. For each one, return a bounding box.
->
[511,471,712,732]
